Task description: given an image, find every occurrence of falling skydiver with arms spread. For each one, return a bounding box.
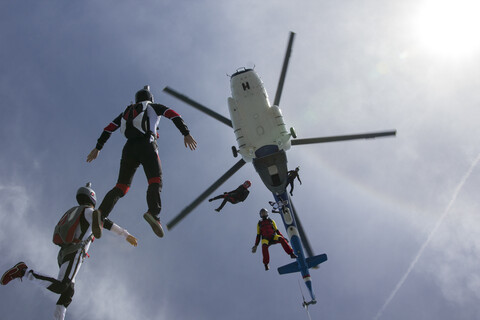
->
[86,86,197,238]
[208,180,251,212]
[0,183,138,320]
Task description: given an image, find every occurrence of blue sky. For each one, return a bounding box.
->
[1,0,480,319]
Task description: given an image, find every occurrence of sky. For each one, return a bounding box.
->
[1,0,480,319]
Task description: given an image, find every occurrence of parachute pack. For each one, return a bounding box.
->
[53,206,86,246]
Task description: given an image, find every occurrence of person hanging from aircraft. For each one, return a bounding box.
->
[251,208,297,270]
[208,180,251,212]
[287,166,302,196]
[86,86,197,238]
[0,183,138,320]
[269,201,281,213]
[268,200,289,213]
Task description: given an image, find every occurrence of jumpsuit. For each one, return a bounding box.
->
[94,101,190,220]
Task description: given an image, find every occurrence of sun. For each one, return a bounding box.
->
[412,0,480,58]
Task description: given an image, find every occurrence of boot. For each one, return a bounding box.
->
[143,212,164,238]
[1,262,28,285]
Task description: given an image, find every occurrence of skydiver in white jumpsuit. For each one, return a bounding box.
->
[0,183,138,320]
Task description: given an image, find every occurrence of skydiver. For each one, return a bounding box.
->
[251,208,297,271]
[287,166,302,196]
[269,201,280,213]
[268,200,287,213]
[86,86,197,238]
[208,180,251,212]
[0,183,138,320]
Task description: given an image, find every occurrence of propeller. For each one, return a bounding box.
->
[167,159,246,230]
[273,31,295,107]
[291,130,396,146]
[163,87,232,127]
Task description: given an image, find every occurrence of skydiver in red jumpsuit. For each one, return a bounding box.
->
[251,208,297,270]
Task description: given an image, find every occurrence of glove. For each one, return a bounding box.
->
[126,235,138,247]
[251,245,257,253]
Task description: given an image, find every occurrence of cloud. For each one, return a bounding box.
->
[0,185,54,270]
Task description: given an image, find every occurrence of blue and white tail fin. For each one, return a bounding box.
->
[277,253,328,275]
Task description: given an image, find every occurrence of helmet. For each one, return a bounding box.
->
[135,85,154,103]
[243,180,251,188]
[76,182,96,207]
[259,208,268,218]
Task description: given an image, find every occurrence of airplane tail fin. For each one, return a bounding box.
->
[277,253,328,275]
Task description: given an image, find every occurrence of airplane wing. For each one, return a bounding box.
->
[167,159,246,230]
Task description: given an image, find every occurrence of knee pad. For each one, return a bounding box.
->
[47,278,71,295]
[115,183,130,196]
[148,177,163,190]
[56,282,75,308]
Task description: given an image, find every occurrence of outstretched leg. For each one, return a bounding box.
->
[262,244,270,270]
[141,141,165,237]
[289,181,294,196]
[209,194,225,202]
[278,237,297,258]
[98,184,130,218]
[7,249,86,320]
[215,198,229,212]
[27,268,73,320]
[142,143,163,217]
[94,143,140,238]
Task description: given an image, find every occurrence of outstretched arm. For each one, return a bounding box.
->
[153,104,197,151]
[87,114,122,162]
[103,219,138,247]
[86,148,100,162]
[184,134,197,150]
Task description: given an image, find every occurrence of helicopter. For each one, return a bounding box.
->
[163,31,396,306]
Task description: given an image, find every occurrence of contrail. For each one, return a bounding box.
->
[373,153,480,320]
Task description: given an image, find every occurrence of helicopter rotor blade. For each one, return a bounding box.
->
[163,86,233,128]
[167,159,246,230]
[290,200,315,258]
[291,130,396,146]
[273,31,295,107]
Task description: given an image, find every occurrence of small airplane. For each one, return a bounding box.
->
[163,32,396,306]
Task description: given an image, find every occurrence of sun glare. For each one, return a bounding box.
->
[412,0,480,58]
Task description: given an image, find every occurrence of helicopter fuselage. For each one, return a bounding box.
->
[229,68,328,304]
[228,68,292,194]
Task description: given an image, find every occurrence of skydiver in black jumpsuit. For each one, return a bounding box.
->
[208,180,251,212]
[87,86,197,238]
[287,167,302,196]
